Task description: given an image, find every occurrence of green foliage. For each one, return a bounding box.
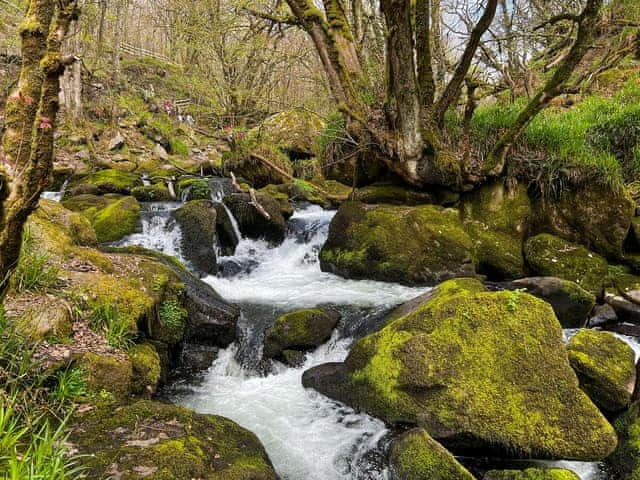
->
[158,300,187,328]
[317,112,347,154]
[0,308,83,478]
[51,368,88,406]
[11,226,59,293]
[471,80,640,191]
[89,302,135,350]
[169,137,189,157]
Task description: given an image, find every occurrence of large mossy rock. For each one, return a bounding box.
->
[483,468,579,480]
[319,202,475,286]
[70,400,278,480]
[567,329,636,412]
[263,308,341,360]
[510,277,595,328]
[302,278,617,460]
[62,194,142,243]
[223,192,286,243]
[523,234,609,296]
[607,401,640,480]
[68,168,142,196]
[353,182,446,206]
[172,200,218,274]
[76,352,133,399]
[132,183,172,202]
[389,428,475,480]
[531,185,634,260]
[252,108,324,158]
[130,343,162,395]
[461,182,531,280]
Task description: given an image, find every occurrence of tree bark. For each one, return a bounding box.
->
[0,0,79,300]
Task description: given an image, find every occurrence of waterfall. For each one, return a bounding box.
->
[41,178,69,202]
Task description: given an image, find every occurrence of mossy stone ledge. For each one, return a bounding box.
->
[567,329,636,412]
[606,401,640,480]
[461,181,531,280]
[483,468,580,480]
[389,428,476,480]
[302,278,617,460]
[319,201,475,286]
[69,400,278,480]
[523,234,609,296]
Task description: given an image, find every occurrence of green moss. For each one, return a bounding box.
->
[319,202,475,285]
[263,308,340,359]
[169,138,189,157]
[307,278,617,460]
[71,169,142,194]
[567,329,636,412]
[461,182,531,279]
[607,401,640,479]
[523,234,609,296]
[76,352,132,399]
[130,342,162,394]
[171,200,218,273]
[176,178,211,200]
[92,196,142,243]
[258,184,294,218]
[69,400,278,479]
[132,184,172,202]
[483,468,580,480]
[389,428,475,480]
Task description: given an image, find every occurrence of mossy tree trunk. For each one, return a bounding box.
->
[276,0,603,189]
[0,0,80,300]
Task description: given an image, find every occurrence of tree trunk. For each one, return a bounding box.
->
[0,0,79,300]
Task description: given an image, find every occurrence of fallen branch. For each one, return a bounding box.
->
[229,171,270,220]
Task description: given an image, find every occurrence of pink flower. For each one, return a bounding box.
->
[39,117,52,130]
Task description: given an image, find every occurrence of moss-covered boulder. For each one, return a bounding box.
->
[510,277,595,328]
[68,168,142,196]
[171,200,218,274]
[223,192,286,243]
[263,308,341,361]
[302,278,617,460]
[252,108,324,158]
[258,184,294,219]
[607,401,640,480]
[213,203,240,255]
[483,468,579,480]
[70,400,278,480]
[224,144,294,188]
[461,182,531,280]
[319,202,475,286]
[567,329,636,412]
[353,182,438,206]
[613,273,640,307]
[531,185,635,260]
[76,352,132,399]
[389,428,476,480]
[132,183,173,202]
[63,194,142,243]
[524,234,609,296]
[130,343,162,395]
[177,178,211,201]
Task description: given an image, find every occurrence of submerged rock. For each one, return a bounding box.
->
[510,277,595,328]
[523,234,609,296]
[389,428,475,480]
[70,400,278,480]
[567,329,636,412]
[303,278,617,460]
[483,468,579,480]
[263,308,341,360]
[461,182,531,280]
[172,200,218,274]
[224,192,286,243]
[319,202,475,286]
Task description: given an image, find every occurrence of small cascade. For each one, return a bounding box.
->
[141,173,151,186]
[167,178,177,199]
[41,179,69,202]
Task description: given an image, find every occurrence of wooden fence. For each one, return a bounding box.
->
[119,42,178,66]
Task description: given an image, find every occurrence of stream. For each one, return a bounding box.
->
[44,180,640,479]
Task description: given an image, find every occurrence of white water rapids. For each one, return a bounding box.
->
[98,190,634,480]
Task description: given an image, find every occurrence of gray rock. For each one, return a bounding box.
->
[108,132,125,151]
[154,143,169,161]
[587,304,618,327]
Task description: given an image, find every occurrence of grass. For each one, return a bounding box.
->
[11,226,59,293]
[0,307,84,478]
[89,302,135,350]
[469,79,640,193]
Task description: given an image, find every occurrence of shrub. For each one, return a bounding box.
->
[11,226,59,293]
